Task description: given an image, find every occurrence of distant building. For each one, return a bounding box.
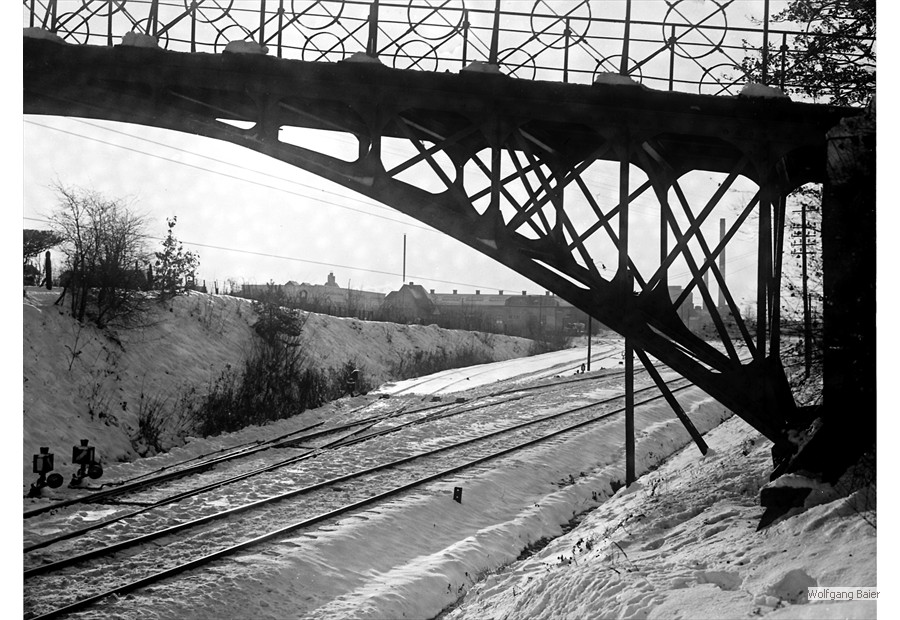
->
[239,273,708,338]
[241,272,385,318]
[380,283,438,323]
[429,288,592,336]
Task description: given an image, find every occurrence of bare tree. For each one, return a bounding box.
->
[49,183,150,327]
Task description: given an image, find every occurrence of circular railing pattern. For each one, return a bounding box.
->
[23,0,873,101]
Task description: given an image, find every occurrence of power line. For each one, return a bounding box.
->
[68,118,403,216]
[22,216,526,292]
[25,119,438,234]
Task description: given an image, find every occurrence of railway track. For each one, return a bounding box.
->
[24,349,627,525]
[24,363,690,620]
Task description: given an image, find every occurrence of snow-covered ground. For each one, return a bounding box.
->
[20,289,879,619]
[444,415,877,620]
[22,287,533,486]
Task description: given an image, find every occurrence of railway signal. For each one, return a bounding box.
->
[28,447,64,497]
[70,439,103,487]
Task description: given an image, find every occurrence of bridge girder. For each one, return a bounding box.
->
[24,37,861,453]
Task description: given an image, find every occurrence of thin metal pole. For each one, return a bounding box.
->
[625,339,635,486]
[402,234,407,284]
[259,0,267,46]
[779,32,788,91]
[762,0,771,85]
[461,9,469,68]
[801,199,812,377]
[619,140,635,487]
[108,0,114,46]
[620,0,632,75]
[563,17,571,83]
[668,25,676,91]
[49,0,58,33]
[586,317,592,371]
[277,0,285,58]
[489,0,501,65]
[191,1,197,53]
[29,0,35,29]
[366,0,380,58]
[149,0,160,38]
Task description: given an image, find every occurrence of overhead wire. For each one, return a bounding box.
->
[25,117,759,293]
[24,119,437,234]
[22,215,524,293]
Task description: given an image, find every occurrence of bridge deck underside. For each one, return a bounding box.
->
[24,38,859,453]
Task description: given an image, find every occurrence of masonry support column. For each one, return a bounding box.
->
[781,101,875,480]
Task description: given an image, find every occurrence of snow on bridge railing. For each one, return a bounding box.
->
[24,1,873,101]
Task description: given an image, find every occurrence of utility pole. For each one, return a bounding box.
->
[800,201,812,377]
[790,200,816,378]
[402,234,407,284]
[586,316,592,371]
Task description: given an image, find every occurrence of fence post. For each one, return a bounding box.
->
[620,0,632,75]
[191,1,197,52]
[489,0,501,66]
[259,0,267,46]
[366,0,380,58]
[461,9,469,68]
[762,0,770,85]
[668,25,676,91]
[48,0,58,33]
[277,0,285,58]
[779,32,788,91]
[149,0,160,38]
[108,0,114,46]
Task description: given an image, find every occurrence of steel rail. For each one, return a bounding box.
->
[24,395,462,518]
[24,361,633,555]
[25,373,689,579]
[25,376,697,620]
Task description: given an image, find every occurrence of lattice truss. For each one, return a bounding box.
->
[189,87,794,449]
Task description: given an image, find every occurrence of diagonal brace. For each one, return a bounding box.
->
[634,347,709,455]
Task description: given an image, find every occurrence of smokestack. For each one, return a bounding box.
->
[718,218,726,310]
[703,269,710,308]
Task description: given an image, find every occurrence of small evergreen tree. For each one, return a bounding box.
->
[154,216,199,300]
[44,251,52,289]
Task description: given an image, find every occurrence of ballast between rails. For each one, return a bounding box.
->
[24,361,628,520]
[25,376,699,620]
[27,378,683,576]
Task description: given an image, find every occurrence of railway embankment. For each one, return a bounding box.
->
[22,288,533,489]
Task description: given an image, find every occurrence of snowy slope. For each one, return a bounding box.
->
[444,416,877,620]
[22,288,532,488]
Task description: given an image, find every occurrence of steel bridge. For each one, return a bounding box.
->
[23,1,875,481]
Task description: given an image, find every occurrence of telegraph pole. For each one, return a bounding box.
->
[586,316,592,371]
[790,200,816,378]
[800,201,812,377]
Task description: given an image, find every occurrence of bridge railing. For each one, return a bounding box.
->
[24,1,872,100]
